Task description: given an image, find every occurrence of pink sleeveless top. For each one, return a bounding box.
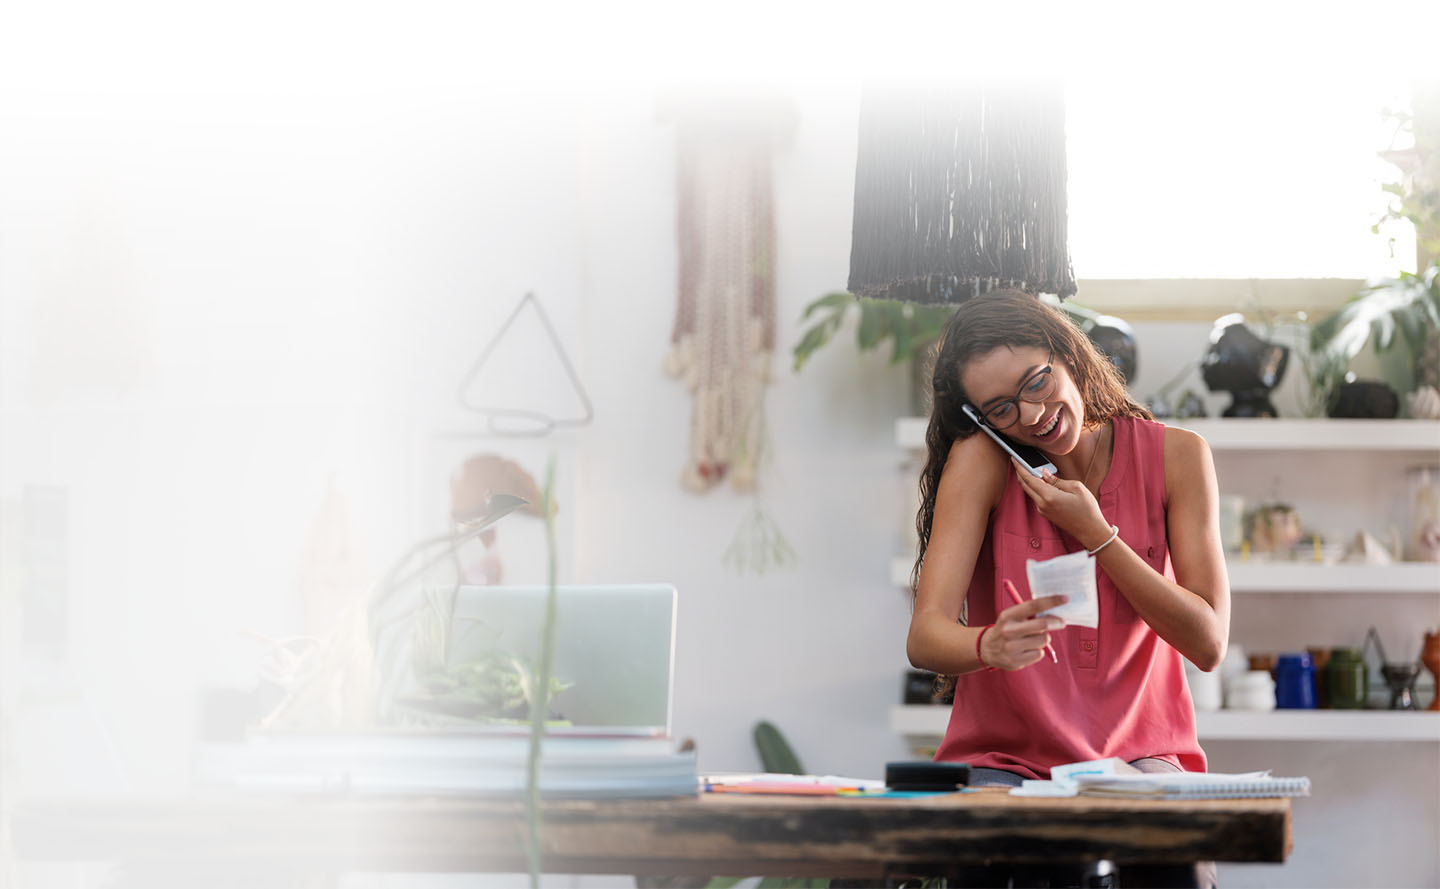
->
[933,415,1206,779]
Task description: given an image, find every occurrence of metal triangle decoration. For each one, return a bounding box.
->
[457,292,594,437]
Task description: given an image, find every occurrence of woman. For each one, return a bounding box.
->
[907,291,1230,784]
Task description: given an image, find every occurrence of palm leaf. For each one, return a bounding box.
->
[1311,273,1440,363]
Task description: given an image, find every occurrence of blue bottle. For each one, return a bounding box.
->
[1275,652,1317,709]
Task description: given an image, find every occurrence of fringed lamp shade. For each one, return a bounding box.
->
[847,83,1077,305]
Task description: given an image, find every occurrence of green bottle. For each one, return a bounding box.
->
[1326,648,1368,710]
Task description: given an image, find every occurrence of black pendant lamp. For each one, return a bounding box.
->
[847,82,1077,305]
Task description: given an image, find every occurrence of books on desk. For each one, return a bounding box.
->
[198,730,699,799]
[1011,757,1310,800]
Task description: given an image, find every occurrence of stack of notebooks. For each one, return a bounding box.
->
[199,730,699,799]
[1070,770,1310,800]
[1010,758,1310,800]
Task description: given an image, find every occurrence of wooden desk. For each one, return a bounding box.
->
[12,789,1290,878]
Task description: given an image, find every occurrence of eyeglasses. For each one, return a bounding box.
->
[970,354,1057,430]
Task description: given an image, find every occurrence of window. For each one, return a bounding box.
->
[1066,73,1415,281]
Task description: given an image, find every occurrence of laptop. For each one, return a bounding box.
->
[446,583,678,737]
[199,583,689,796]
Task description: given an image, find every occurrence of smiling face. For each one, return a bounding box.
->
[960,345,1089,456]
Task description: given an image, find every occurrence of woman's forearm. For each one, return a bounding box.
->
[907,611,987,676]
[1094,542,1228,670]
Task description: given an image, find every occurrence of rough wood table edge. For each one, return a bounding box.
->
[11,789,1293,875]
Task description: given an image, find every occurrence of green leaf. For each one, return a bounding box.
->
[1394,309,1426,357]
[882,300,912,363]
[856,299,889,351]
[798,291,855,321]
[792,319,841,372]
[1310,276,1437,363]
[912,303,957,341]
[753,720,804,775]
[1373,311,1397,351]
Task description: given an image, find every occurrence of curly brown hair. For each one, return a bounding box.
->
[911,290,1151,698]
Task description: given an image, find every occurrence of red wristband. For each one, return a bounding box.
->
[975,623,996,671]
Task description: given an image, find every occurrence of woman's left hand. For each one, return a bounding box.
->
[1012,459,1112,549]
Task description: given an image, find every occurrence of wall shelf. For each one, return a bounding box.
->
[892,557,1439,594]
[1194,710,1440,742]
[1227,561,1439,594]
[891,705,1440,743]
[895,417,1440,453]
[1166,418,1440,452]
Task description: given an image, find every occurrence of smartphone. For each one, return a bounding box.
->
[960,403,1059,478]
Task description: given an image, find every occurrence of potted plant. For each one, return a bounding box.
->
[1309,96,1440,418]
[791,292,952,414]
[791,292,1130,414]
[1307,266,1440,417]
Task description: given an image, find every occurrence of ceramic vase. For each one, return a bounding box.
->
[1423,630,1440,712]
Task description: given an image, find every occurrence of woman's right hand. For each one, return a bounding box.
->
[979,595,1068,670]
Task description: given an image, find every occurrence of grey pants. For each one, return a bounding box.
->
[964,757,1218,889]
[968,755,1186,787]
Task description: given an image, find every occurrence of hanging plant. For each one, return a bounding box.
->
[791,292,955,372]
[791,292,1117,373]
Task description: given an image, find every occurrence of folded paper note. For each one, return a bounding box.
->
[1026,548,1099,628]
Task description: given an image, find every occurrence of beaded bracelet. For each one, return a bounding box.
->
[1087,524,1120,555]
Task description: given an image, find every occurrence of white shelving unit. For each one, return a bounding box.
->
[893,416,1440,597]
[1166,418,1440,452]
[1227,561,1439,594]
[892,558,1440,594]
[894,417,1440,453]
[891,416,1440,746]
[891,705,1440,743]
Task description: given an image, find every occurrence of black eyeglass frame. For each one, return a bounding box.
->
[969,353,1057,430]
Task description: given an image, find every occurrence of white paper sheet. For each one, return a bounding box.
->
[1025,548,1099,628]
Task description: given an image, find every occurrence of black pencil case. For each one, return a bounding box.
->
[884,761,970,791]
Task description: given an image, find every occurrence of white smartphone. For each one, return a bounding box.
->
[960,403,1059,478]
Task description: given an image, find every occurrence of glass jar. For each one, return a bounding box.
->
[1325,647,1368,710]
[1407,465,1440,562]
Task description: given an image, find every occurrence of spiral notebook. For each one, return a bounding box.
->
[1073,770,1310,800]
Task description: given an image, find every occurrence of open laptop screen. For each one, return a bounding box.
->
[446,583,677,736]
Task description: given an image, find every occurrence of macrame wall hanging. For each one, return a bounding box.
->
[662,97,797,575]
[848,82,1076,306]
[664,99,793,493]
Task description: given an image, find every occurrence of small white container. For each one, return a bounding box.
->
[1224,670,1276,711]
[1185,660,1223,712]
[1219,644,1249,684]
